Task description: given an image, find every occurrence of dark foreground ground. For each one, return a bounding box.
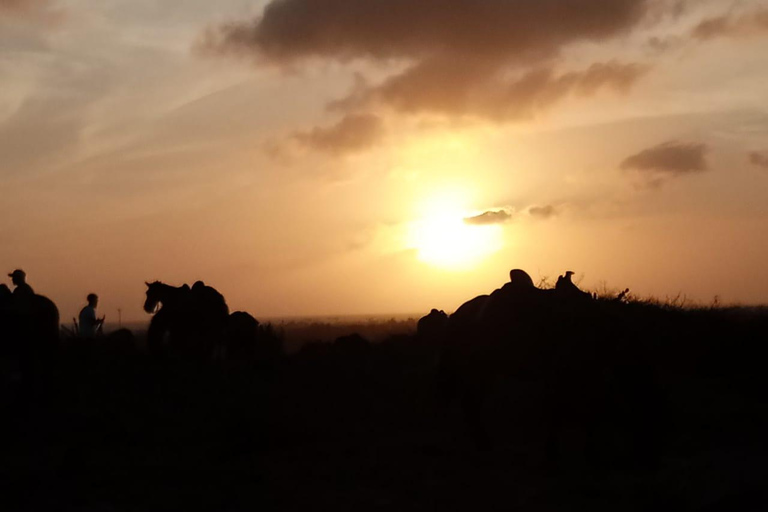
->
[2,306,768,511]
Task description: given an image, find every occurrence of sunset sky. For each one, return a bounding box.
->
[2,0,768,323]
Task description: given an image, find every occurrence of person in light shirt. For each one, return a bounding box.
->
[79,293,105,338]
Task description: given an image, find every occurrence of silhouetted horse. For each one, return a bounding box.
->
[144,280,229,360]
[0,283,59,374]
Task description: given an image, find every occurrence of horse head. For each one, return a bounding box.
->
[145,281,179,314]
[144,281,162,313]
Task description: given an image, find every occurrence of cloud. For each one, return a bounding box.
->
[693,9,768,40]
[646,35,683,54]
[0,0,60,23]
[365,59,646,121]
[204,0,650,64]
[0,0,47,12]
[202,0,651,121]
[528,205,558,219]
[620,141,708,176]
[293,113,383,154]
[748,151,768,170]
[464,209,512,226]
[0,96,86,177]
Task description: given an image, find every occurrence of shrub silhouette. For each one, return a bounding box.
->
[225,311,283,365]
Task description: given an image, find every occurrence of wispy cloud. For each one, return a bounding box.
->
[693,9,768,40]
[528,205,558,219]
[0,0,61,24]
[748,151,768,170]
[293,113,384,155]
[464,209,512,226]
[359,60,647,121]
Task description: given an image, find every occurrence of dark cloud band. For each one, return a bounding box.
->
[205,0,650,64]
[202,0,651,123]
[621,141,708,175]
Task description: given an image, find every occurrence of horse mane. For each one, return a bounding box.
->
[146,280,189,290]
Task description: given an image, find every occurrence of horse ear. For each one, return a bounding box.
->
[145,281,150,287]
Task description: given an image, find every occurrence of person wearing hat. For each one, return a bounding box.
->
[8,269,34,299]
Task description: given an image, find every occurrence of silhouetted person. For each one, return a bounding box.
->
[78,293,104,338]
[8,269,34,302]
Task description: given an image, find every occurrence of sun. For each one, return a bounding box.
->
[406,194,504,269]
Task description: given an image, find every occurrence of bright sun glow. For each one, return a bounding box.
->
[407,192,504,269]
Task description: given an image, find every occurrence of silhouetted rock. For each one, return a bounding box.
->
[437,267,663,467]
[226,311,259,360]
[509,268,535,289]
[417,308,448,343]
[106,328,136,353]
[555,271,592,301]
[223,312,283,366]
[334,333,370,357]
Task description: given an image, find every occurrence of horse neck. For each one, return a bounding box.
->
[153,283,188,304]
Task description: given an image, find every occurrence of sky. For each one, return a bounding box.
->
[2,0,768,324]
